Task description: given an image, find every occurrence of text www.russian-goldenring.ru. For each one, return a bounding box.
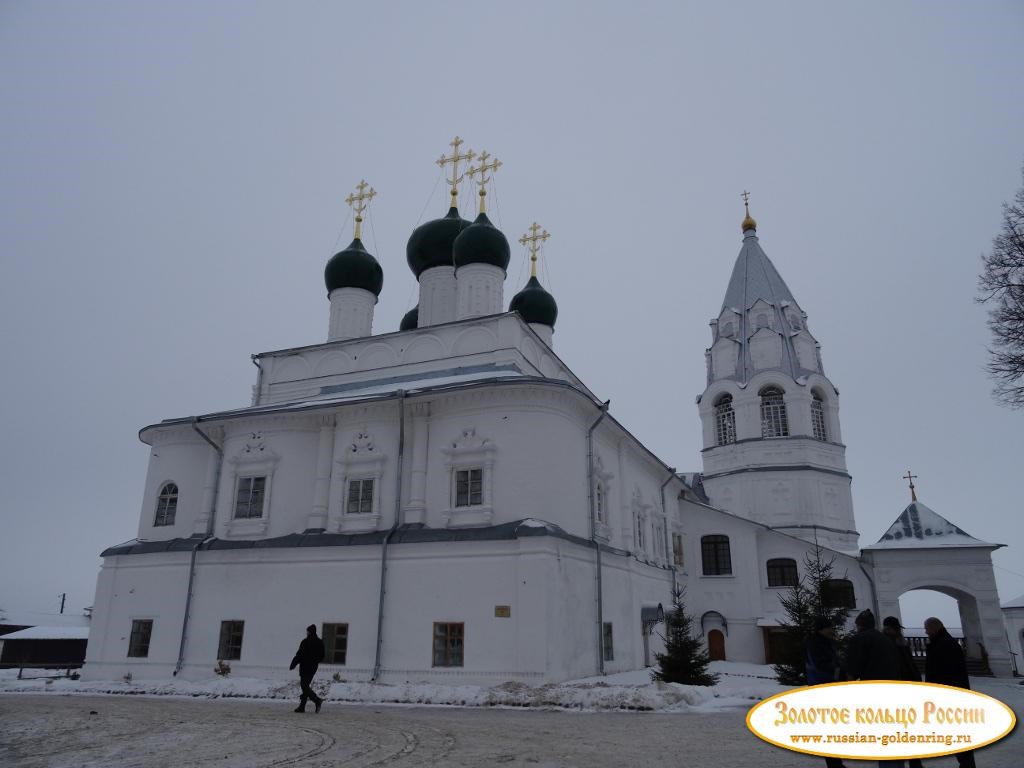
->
[790,732,973,747]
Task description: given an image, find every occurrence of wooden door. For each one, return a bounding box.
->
[708,629,726,661]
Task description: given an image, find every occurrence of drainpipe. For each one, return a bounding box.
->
[660,468,676,593]
[371,390,406,682]
[174,418,223,676]
[250,355,263,406]
[587,400,610,674]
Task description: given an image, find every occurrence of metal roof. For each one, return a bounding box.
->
[866,500,1001,550]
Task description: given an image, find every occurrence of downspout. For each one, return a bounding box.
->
[174,418,223,676]
[660,468,676,593]
[587,400,610,674]
[250,355,263,406]
[372,389,406,681]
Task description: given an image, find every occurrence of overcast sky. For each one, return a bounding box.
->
[1,1,1021,630]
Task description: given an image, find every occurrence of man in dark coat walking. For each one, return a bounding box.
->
[924,617,976,768]
[846,609,901,683]
[290,624,325,713]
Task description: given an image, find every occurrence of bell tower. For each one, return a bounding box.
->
[697,196,859,552]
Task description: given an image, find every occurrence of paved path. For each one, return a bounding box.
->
[1,693,1019,767]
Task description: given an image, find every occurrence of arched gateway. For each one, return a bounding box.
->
[861,498,1011,677]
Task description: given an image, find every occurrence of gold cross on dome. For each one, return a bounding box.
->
[902,469,918,502]
[467,150,502,213]
[741,190,751,205]
[344,179,376,239]
[436,136,475,207]
[519,222,550,277]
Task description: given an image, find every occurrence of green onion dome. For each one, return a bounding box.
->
[324,238,383,296]
[452,212,510,271]
[400,305,419,331]
[406,207,471,278]
[509,276,558,327]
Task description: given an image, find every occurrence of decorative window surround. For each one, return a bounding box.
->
[334,428,386,533]
[225,432,279,538]
[592,455,614,542]
[442,428,496,528]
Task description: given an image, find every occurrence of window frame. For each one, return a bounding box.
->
[822,579,856,609]
[442,428,496,528]
[454,467,484,508]
[811,392,828,441]
[432,622,464,667]
[322,622,349,665]
[714,394,737,446]
[154,483,178,527]
[759,386,790,438]
[127,618,153,658]
[346,477,375,515]
[701,534,733,576]
[766,558,799,588]
[217,620,245,661]
[233,475,267,520]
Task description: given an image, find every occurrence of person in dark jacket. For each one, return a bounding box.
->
[806,618,848,768]
[846,609,901,682]
[290,624,326,713]
[883,617,923,768]
[924,617,976,768]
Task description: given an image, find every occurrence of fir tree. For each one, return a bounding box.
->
[773,543,851,685]
[651,587,719,686]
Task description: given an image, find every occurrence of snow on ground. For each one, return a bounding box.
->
[0,661,786,712]
[2,662,1020,716]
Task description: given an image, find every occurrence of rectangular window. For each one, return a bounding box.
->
[346,478,374,515]
[322,623,348,664]
[767,558,799,587]
[455,469,482,507]
[217,620,245,660]
[127,619,153,658]
[701,535,732,575]
[234,476,266,519]
[636,516,646,551]
[432,622,464,667]
[603,622,614,661]
[672,533,684,567]
[822,579,856,609]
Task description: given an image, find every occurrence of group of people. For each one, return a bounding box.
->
[806,610,977,768]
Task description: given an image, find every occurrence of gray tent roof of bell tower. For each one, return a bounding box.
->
[721,235,797,314]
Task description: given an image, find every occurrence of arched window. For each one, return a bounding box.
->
[766,558,798,587]
[714,394,736,446]
[822,579,856,609]
[154,483,178,526]
[701,535,732,575]
[811,391,827,441]
[760,386,789,438]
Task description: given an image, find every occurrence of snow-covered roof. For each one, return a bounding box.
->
[865,500,1000,550]
[0,611,90,631]
[0,625,89,640]
[1003,593,1024,609]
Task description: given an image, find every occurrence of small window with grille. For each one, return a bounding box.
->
[322,623,348,664]
[154,483,178,526]
[234,477,266,519]
[822,579,856,609]
[701,534,732,576]
[432,622,464,667]
[454,468,483,507]
[766,558,799,587]
[127,619,153,657]
[217,620,245,660]
[811,392,827,441]
[714,394,736,446]
[759,386,789,438]
[346,479,374,514]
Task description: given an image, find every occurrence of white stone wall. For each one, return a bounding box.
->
[327,287,376,342]
[455,263,504,320]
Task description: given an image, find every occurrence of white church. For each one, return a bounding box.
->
[82,140,1014,684]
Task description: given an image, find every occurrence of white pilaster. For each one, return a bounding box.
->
[193,426,224,536]
[404,403,431,525]
[307,415,336,530]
